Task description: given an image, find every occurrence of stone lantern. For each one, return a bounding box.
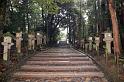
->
[2,35,14,61]
[28,34,36,50]
[88,37,93,51]
[16,32,23,53]
[103,32,113,54]
[36,32,43,46]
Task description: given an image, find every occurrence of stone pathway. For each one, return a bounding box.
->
[10,48,108,82]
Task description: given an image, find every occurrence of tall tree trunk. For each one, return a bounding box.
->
[122,1,124,50]
[22,0,29,32]
[0,0,7,55]
[120,1,124,50]
[108,0,121,57]
[122,1,124,24]
[0,0,7,31]
[78,0,82,48]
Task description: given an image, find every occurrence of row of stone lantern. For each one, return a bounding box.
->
[87,31,113,54]
[1,32,47,61]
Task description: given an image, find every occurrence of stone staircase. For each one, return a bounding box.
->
[10,48,108,82]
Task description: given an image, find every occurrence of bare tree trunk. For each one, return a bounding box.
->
[108,0,121,59]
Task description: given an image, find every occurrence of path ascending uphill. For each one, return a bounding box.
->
[11,48,108,82]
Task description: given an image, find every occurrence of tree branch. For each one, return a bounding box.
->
[54,17,65,28]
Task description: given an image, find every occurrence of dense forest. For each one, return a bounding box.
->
[0,0,123,49]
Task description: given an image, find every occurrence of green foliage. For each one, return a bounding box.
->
[33,0,72,14]
[57,32,65,40]
[5,0,79,45]
[3,32,14,38]
[33,0,58,14]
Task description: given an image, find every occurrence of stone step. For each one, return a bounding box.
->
[12,77,108,82]
[21,65,98,69]
[42,52,80,53]
[25,63,93,66]
[43,51,76,52]
[13,72,104,78]
[34,55,87,57]
[20,68,99,72]
[28,58,89,61]
[20,65,99,72]
[26,60,93,65]
[30,57,89,60]
[37,53,84,55]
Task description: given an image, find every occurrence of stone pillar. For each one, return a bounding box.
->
[88,37,93,51]
[28,34,32,50]
[28,34,36,50]
[81,39,84,49]
[95,36,100,51]
[85,43,89,52]
[16,32,23,53]
[103,32,113,54]
[43,35,46,45]
[2,36,14,61]
[32,36,36,50]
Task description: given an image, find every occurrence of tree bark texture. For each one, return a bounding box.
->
[108,0,121,55]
